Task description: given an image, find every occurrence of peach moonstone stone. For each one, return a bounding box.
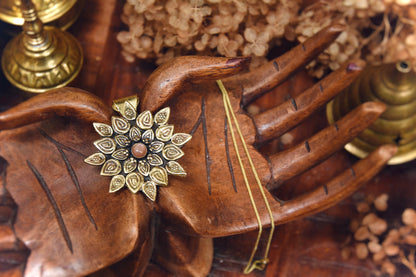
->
[131,142,147,159]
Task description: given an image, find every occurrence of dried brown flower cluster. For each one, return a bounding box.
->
[297,0,416,78]
[117,0,416,77]
[117,0,300,67]
[344,193,416,276]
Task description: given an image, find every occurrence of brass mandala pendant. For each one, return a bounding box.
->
[85,96,191,201]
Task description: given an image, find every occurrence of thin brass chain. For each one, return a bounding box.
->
[216,80,275,274]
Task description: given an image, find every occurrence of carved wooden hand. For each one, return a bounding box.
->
[0,25,397,277]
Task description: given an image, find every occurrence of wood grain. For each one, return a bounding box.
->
[0,1,405,276]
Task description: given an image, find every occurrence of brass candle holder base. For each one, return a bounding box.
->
[327,61,416,165]
[1,0,83,93]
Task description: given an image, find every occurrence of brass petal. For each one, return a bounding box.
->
[149,141,164,153]
[123,158,137,174]
[142,181,157,201]
[162,144,184,160]
[111,149,130,160]
[171,133,192,146]
[84,153,106,165]
[166,161,187,176]
[141,129,154,144]
[150,167,168,186]
[129,126,141,142]
[112,116,130,134]
[115,135,131,147]
[137,110,153,129]
[137,160,150,176]
[101,159,122,176]
[147,154,163,166]
[154,107,170,125]
[94,137,116,154]
[126,172,144,193]
[155,125,174,142]
[93,123,113,137]
[121,100,137,121]
[109,175,125,193]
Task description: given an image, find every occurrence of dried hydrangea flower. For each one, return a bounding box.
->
[295,0,416,77]
[118,0,416,77]
[348,194,416,276]
[117,0,301,69]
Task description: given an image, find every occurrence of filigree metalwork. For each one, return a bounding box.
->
[109,175,125,193]
[112,117,130,134]
[171,133,192,146]
[166,161,187,176]
[149,167,168,186]
[154,107,170,125]
[142,181,157,201]
[141,129,154,144]
[123,101,137,120]
[156,125,174,142]
[101,159,121,176]
[126,172,143,193]
[85,96,192,201]
[94,138,116,154]
[84,153,106,165]
[163,144,184,160]
[129,126,141,141]
[123,158,137,174]
[93,123,113,137]
[137,110,153,129]
[115,135,130,147]
[149,141,164,153]
[147,154,164,166]
[112,149,129,160]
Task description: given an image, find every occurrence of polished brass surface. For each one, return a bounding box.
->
[1,0,83,93]
[327,61,416,164]
[85,96,192,200]
[0,0,81,30]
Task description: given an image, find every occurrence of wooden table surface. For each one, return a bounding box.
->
[1,1,415,276]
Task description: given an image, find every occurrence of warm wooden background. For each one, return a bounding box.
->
[1,1,415,276]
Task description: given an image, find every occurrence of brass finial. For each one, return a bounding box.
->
[327,61,416,165]
[1,0,83,93]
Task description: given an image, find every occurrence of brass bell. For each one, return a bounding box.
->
[327,61,416,165]
[1,0,83,93]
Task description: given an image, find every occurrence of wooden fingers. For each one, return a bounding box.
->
[268,101,386,189]
[253,60,365,144]
[0,87,112,130]
[223,24,345,105]
[140,56,250,112]
[153,228,213,277]
[272,144,397,225]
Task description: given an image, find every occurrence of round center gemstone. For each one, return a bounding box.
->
[131,142,147,159]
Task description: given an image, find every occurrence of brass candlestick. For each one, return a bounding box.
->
[1,0,83,93]
[0,0,82,30]
[327,61,416,165]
